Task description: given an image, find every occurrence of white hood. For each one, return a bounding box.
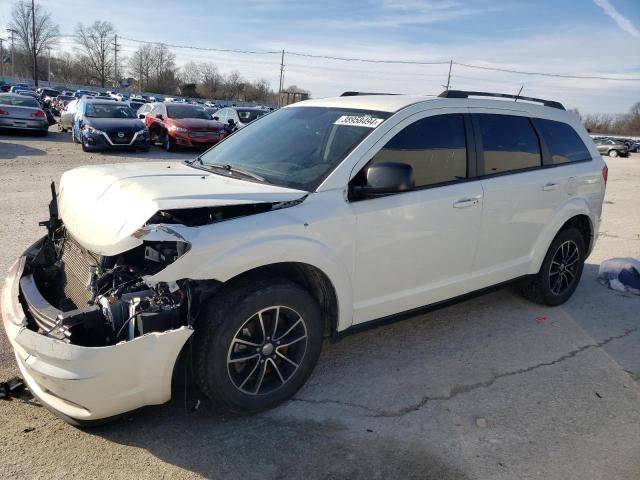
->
[58,161,307,255]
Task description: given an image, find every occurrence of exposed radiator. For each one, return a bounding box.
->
[59,235,103,308]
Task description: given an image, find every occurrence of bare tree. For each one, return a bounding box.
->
[8,0,59,85]
[75,21,116,88]
[199,62,220,98]
[128,43,153,90]
[180,61,202,85]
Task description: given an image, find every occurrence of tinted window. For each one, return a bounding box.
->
[371,114,467,187]
[533,119,591,164]
[85,103,135,118]
[477,114,541,175]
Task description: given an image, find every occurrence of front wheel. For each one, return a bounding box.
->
[519,227,585,306]
[194,279,323,413]
[608,149,618,158]
[162,131,175,152]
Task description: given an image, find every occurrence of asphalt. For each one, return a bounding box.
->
[0,128,639,479]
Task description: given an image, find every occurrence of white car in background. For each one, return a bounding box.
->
[2,90,606,426]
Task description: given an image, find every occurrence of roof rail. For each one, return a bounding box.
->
[438,90,565,110]
[340,91,398,97]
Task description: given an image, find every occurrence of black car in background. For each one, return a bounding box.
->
[74,99,149,152]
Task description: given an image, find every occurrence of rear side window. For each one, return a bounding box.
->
[477,114,541,175]
[532,118,591,164]
[371,114,467,187]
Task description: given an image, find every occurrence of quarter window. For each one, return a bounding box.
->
[477,114,541,175]
[533,119,591,164]
[371,114,467,187]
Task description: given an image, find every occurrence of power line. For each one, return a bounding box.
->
[118,35,281,55]
[454,62,640,82]
[286,50,450,65]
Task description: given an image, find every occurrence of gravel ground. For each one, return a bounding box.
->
[0,127,639,480]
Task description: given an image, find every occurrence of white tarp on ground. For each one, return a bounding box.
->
[598,258,640,295]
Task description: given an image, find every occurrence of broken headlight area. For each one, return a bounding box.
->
[20,229,199,347]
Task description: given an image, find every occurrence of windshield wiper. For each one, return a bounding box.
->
[207,163,266,182]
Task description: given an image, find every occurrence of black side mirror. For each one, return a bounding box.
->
[228,119,235,125]
[157,114,164,120]
[213,116,219,121]
[353,161,414,196]
[138,114,145,119]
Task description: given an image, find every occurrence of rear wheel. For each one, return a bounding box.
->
[194,278,323,413]
[519,227,585,306]
[608,149,618,158]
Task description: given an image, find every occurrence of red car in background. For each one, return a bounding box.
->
[144,103,227,151]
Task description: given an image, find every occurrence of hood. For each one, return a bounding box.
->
[171,118,222,130]
[86,117,145,132]
[58,162,307,255]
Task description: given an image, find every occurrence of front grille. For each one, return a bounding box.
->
[189,130,219,138]
[59,236,102,308]
[107,131,133,144]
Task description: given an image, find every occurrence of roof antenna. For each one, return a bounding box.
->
[514,85,524,102]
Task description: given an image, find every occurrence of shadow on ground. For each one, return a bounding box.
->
[0,141,46,159]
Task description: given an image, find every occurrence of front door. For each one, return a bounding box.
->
[351,112,484,324]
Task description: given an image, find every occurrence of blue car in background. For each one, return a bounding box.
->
[72,98,149,152]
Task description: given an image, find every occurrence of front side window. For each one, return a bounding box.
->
[532,118,591,164]
[198,106,390,191]
[477,114,541,175]
[370,114,467,187]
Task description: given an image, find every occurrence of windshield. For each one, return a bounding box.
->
[167,105,210,120]
[237,109,266,123]
[85,103,136,118]
[198,106,390,191]
[0,94,39,107]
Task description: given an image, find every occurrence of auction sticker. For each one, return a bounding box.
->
[334,115,384,128]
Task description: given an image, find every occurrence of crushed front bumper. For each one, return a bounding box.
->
[1,255,193,424]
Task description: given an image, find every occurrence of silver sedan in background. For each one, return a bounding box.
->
[0,93,49,135]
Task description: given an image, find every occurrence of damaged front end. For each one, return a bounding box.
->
[23,226,193,347]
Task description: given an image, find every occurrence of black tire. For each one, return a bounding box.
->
[162,131,175,152]
[81,134,89,152]
[519,227,585,306]
[193,278,323,413]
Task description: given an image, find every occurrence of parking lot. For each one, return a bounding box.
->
[1,127,639,479]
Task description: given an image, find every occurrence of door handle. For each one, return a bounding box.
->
[453,198,480,208]
[542,183,559,191]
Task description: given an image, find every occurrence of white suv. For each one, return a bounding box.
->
[1,90,606,425]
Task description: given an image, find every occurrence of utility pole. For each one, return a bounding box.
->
[8,28,16,80]
[445,60,453,91]
[113,34,119,89]
[0,38,4,79]
[32,0,38,87]
[47,47,51,82]
[278,49,285,107]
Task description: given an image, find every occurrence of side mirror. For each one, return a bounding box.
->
[353,161,414,196]
[213,116,219,121]
[157,114,164,120]
[228,119,235,125]
[138,114,145,119]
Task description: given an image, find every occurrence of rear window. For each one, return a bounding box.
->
[0,94,39,107]
[533,119,591,164]
[476,114,541,175]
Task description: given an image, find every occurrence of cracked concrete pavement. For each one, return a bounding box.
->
[0,129,639,479]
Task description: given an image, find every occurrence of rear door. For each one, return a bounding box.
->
[471,111,563,282]
[351,110,484,324]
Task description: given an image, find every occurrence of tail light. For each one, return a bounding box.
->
[0,108,9,115]
[30,110,46,118]
[602,164,608,185]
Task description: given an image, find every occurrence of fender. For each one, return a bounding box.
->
[528,196,596,274]
[151,233,355,332]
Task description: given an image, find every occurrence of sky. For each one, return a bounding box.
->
[1,0,639,113]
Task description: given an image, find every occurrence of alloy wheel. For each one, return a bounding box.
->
[549,240,580,295]
[226,305,308,395]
